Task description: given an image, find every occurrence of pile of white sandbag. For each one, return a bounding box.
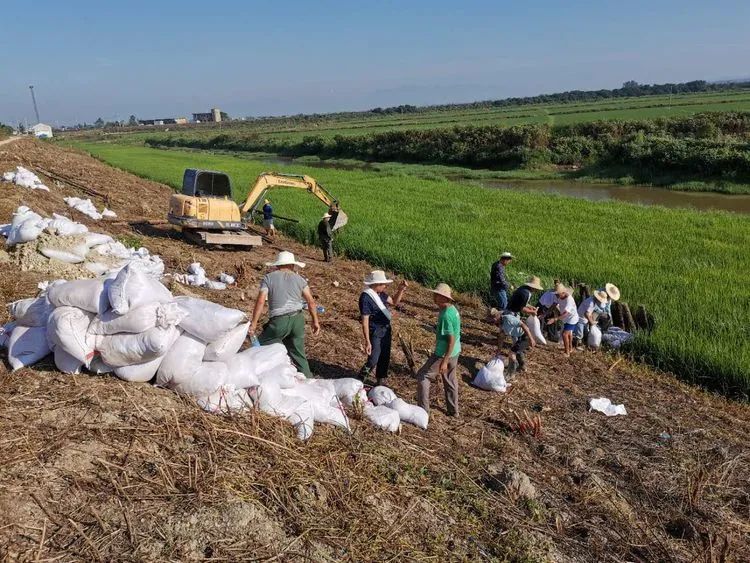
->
[171,262,234,291]
[364,385,429,431]
[2,166,49,191]
[64,196,117,221]
[1,206,161,278]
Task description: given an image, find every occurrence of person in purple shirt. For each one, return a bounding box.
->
[490,251,513,310]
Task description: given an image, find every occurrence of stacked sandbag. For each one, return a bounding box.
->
[4,283,58,370]
[2,166,49,191]
[361,385,429,432]
[171,262,231,290]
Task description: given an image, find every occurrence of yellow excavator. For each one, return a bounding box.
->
[168,169,348,246]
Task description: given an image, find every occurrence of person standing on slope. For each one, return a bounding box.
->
[249,251,321,378]
[318,212,334,262]
[490,252,513,310]
[416,283,462,417]
[548,284,579,357]
[359,270,408,386]
[261,198,276,238]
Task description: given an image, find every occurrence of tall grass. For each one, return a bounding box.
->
[74,142,750,397]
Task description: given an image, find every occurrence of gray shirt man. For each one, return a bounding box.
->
[259,270,308,318]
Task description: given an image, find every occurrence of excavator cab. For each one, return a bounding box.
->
[181,169,233,199]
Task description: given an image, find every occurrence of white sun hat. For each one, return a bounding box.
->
[501,251,514,259]
[605,283,621,302]
[364,270,393,285]
[265,250,306,268]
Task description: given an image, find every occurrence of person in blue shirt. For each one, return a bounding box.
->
[490,252,513,310]
[359,270,408,386]
[262,199,275,238]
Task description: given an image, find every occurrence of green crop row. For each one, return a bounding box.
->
[72,142,750,398]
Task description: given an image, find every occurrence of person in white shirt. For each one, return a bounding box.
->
[547,284,579,356]
[574,290,608,346]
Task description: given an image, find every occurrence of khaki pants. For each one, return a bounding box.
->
[416,354,459,416]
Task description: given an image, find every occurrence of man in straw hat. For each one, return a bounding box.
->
[500,275,543,376]
[317,211,334,262]
[359,270,408,386]
[249,251,321,378]
[490,252,514,310]
[547,284,579,357]
[416,283,462,417]
[261,198,275,238]
[595,283,620,331]
[574,289,609,347]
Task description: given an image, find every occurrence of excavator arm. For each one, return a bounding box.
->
[240,172,347,230]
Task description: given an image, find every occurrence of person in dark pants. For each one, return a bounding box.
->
[317,212,334,262]
[537,279,561,342]
[261,198,276,238]
[359,270,408,386]
[490,252,513,310]
[501,275,542,376]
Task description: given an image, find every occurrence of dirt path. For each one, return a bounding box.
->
[0,136,22,146]
[0,138,748,561]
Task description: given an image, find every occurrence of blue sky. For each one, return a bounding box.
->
[1,0,748,126]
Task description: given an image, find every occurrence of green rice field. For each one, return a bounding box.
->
[73,142,750,397]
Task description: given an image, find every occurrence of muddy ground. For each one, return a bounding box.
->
[0,139,748,562]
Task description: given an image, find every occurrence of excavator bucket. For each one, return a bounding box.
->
[331,211,348,231]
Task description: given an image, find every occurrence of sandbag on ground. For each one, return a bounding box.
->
[204,322,250,361]
[46,306,96,365]
[108,262,172,315]
[166,360,228,397]
[331,378,365,406]
[0,322,17,349]
[588,325,602,349]
[47,278,111,315]
[283,379,350,431]
[386,398,429,430]
[96,325,180,367]
[256,363,299,389]
[197,384,252,414]
[252,383,315,441]
[472,357,507,392]
[363,403,401,433]
[54,347,83,375]
[156,331,206,387]
[8,296,54,327]
[89,301,185,335]
[368,386,397,406]
[8,325,50,370]
[114,355,166,383]
[175,296,247,343]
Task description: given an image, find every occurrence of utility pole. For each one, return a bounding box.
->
[29,85,41,123]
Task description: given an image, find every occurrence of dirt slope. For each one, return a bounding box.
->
[0,138,748,562]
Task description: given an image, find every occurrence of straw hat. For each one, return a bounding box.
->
[430,283,454,301]
[264,199,270,204]
[523,275,543,291]
[364,270,393,285]
[593,289,608,304]
[605,283,621,302]
[500,251,514,260]
[322,212,332,219]
[265,250,305,268]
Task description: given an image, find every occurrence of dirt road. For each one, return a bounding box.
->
[0,136,22,146]
[0,138,748,561]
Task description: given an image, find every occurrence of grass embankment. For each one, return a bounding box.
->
[72,142,750,397]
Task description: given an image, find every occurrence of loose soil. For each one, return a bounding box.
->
[0,139,748,562]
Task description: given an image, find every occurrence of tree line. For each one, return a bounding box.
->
[146,112,750,183]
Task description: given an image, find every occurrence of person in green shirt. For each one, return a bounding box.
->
[416,283,461,416]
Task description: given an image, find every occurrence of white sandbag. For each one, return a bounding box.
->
[83,233,114,248]
[8,296,53,327]
[8,325,50,370]
[6,209,49,246]
[197,384,252,414]
[54,347,83,375]
[235,343,294,376]
[203,322,250,361]
[97,325,179,367]
[84,262,112,276]
[367,385,397,406]
[587,325,602,349]
[219,273,235,285]
[252,383,315,441]
[88,356,114,375]
[256,363,299,389]
[46,214,88,236]
[363,403,401,433]
[101,208,117,218]
[331,377,365,406]
[114,355,165,383]
[89,301,185,335]
[46,306,95,365]
[40,247,86,264]
[473,357,508,392]
[204,280,227,290]
[0,321,17,349]
[156,332,206,387]
[64,197,103,220]
[108,263,172,315]
[223,350,261,389]
[170,361,228,397]
[283,379,350,430]
[525,315,547,345]
[386,398,429,430]
[47,278,110,314]
[175,296,247,342]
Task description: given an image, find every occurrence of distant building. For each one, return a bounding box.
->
[192,108,228,123]
[31,123,53,138]
[137,117,188,126]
